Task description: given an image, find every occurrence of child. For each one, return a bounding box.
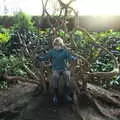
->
[39,37,77,104]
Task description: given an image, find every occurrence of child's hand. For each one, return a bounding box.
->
[71,56,77,61]
[36,56,43,62]
[69,57,78,70]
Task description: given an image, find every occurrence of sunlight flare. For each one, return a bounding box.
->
[76,0,120,15]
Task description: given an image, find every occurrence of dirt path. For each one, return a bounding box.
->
[16,94,79,120]
[0,83,119,120]
[0,83,80,120]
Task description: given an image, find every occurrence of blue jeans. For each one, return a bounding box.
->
[52,70,70,89]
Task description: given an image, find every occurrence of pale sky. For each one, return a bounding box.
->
[0,0,120,15]
[77,0,120,15]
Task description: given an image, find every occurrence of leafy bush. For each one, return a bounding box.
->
[73,29,120,88]
[0,53,27,76]
[4,12,36,55]
[13,12,34,33]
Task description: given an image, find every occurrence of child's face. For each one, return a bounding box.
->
[54,44,62,50]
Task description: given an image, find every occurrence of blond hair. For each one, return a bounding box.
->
[53,37,64,46]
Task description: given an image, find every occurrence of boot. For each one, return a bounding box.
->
[64,86,73,103]
[52,88,59,104]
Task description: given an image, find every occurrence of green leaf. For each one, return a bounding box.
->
[116,46,120,50]
[59,30,65,37]
[0,33,10,43]
[114,80,119,85]
[110,80,114,85]
[75,30,83,36]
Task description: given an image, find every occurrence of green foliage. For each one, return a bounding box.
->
[0,33,11,43]
[0,19,120,89]
[0,25,11,43]
[0,81,8,89]
[0,25,10,33]
[116,43,120,50]
[0,53,9,73]
[93,29,120,39]
[0,16,14,28]
[75,30,83,36]
[59,30,65,37]
[13,12,34,33]
[4,12,36,55]
[110,75,120,86]
[74,29,119,64]
[73,29,120,87]
[0,53,27,76]
[91,55,114,72]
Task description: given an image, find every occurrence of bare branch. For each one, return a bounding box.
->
[58,0,76,16]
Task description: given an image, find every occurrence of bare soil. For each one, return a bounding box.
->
[0,83,119,120]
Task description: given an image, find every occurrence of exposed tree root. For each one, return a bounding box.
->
[73,81,120,120]
[86,82,120,108]
[0,110,19,119]
[1,72,120,120]
[3,75,40,85]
